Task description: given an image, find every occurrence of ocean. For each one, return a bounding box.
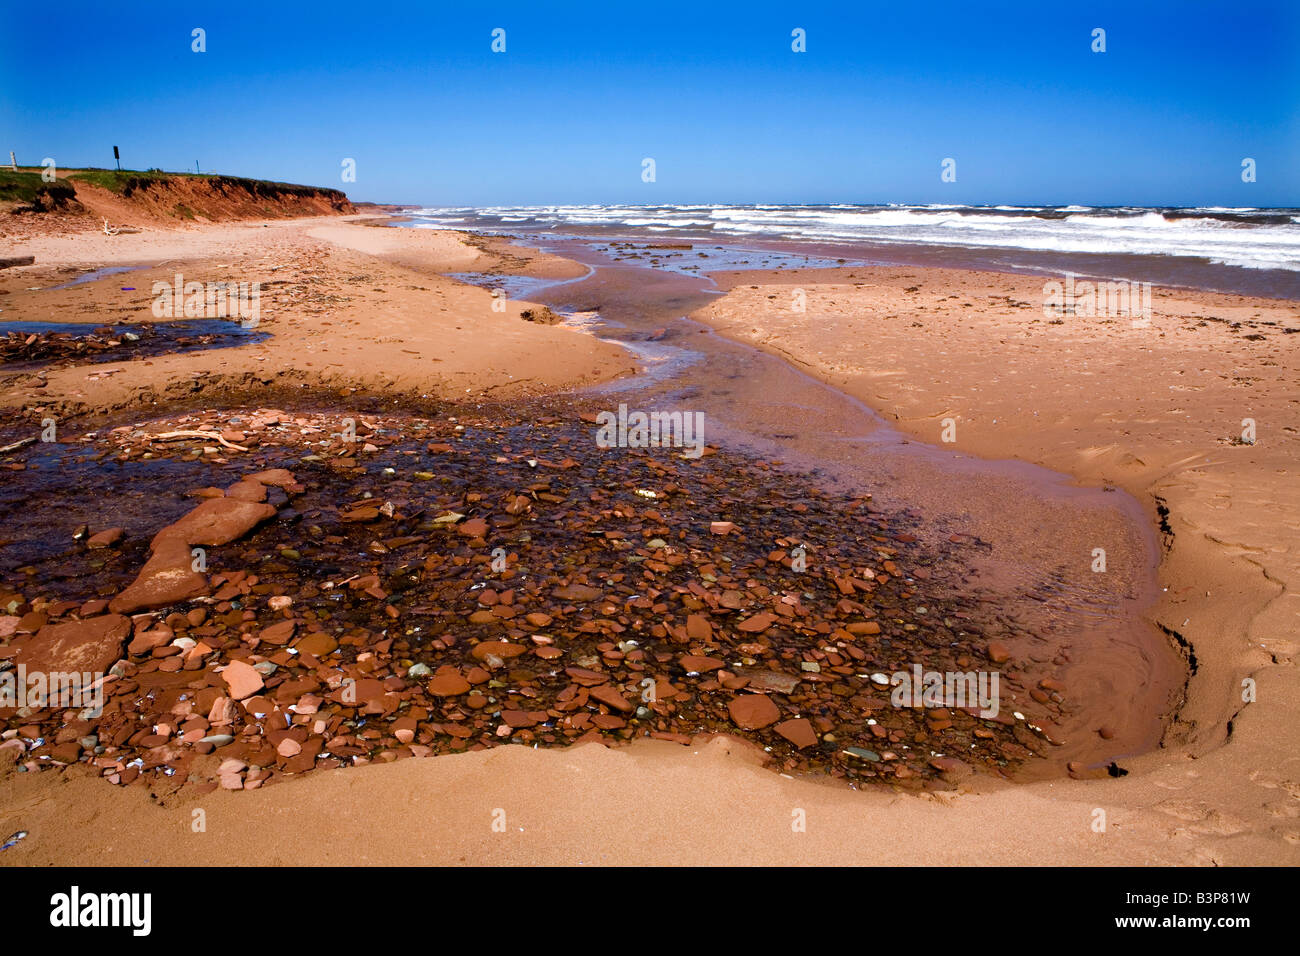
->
[402,204,1300,298]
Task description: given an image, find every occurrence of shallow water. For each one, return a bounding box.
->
[439,231,1186,776]
[44,266,146,291]
[0,318,269,369]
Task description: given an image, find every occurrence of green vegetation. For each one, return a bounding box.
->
[67,168,208,195]
[64,168,347,203]
[1,166,350,217]
[0,170,77,209]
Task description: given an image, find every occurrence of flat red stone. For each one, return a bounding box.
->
[427,673,471,696]
[221,660,264,700]
[728,694,780,730]
[774,717,818,749]
[14,613,131,676]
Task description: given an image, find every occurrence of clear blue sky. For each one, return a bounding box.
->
[3,1,1297,207]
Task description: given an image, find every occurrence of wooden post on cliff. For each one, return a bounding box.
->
[114,146,121,171]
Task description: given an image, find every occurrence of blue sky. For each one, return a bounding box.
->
[3,1,1297,206]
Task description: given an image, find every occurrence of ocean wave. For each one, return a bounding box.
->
[403,204,1300,271]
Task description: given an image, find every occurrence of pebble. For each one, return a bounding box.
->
[0,410,1037,792]
[844,747,881,762]
[986,641,1012,664]
[774,718,818,749]
[728,694,780,730]
[220,660,265,700]
[86,527,125,549]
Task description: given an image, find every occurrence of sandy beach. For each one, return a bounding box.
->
[0,212,1295,866]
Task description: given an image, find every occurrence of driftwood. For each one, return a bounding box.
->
[101,218,141,236]
[0,436,37,454]
[148,430,249,452]
[0,256,35,269]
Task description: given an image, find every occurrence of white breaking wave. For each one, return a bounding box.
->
[404,204,1300,271]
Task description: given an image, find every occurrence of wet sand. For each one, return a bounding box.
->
[0,218,1295,865]
[0,217,631,419]
[498,238,1184,777]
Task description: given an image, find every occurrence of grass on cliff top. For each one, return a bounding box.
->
[65,168,346,198]
[0,169,75,203]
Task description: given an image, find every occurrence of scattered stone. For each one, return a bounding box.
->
[427,673,471,696]
[109,536,209,613]
[150,496,277,549]
[220,660,264,700]
[680,654,725,673]
[13,614,130,675]
[774,718,818,749]
[728,694,780,730]
[86,527,125,549]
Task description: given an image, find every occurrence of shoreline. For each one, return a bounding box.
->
[0,217,1295,864]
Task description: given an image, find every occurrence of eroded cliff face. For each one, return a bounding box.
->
[2,169,354,227]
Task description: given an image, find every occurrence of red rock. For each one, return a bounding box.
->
[49,742,83,764]
[709,521,737,535]
[929,756,971,776]
[986,641,1011,664]
[552,584,603,602]
[14,614,130,675]
[736,613,776,633]
[276,738,302,757]
[207,697,238,725]
[685,614,712,640]
[225,480,268,503]
[589,685,634,713]
[109,536,209,613]
[259,620,296,645]
[427,673,471,696]
[564,667,608,686]
[680,654,724,672]
[249,468,296,488]
[127,628,172,656]
[221,660,264,700]
[502,710,538,728]
[728,694,780,729]
[774,718,818,749]
[524,612,553,627]
[458,517,489,538]
[392,716,418,744]
[471,641,526,661]
[149,497,277,549]
[86,527,125,549]
[293,632,337,656]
